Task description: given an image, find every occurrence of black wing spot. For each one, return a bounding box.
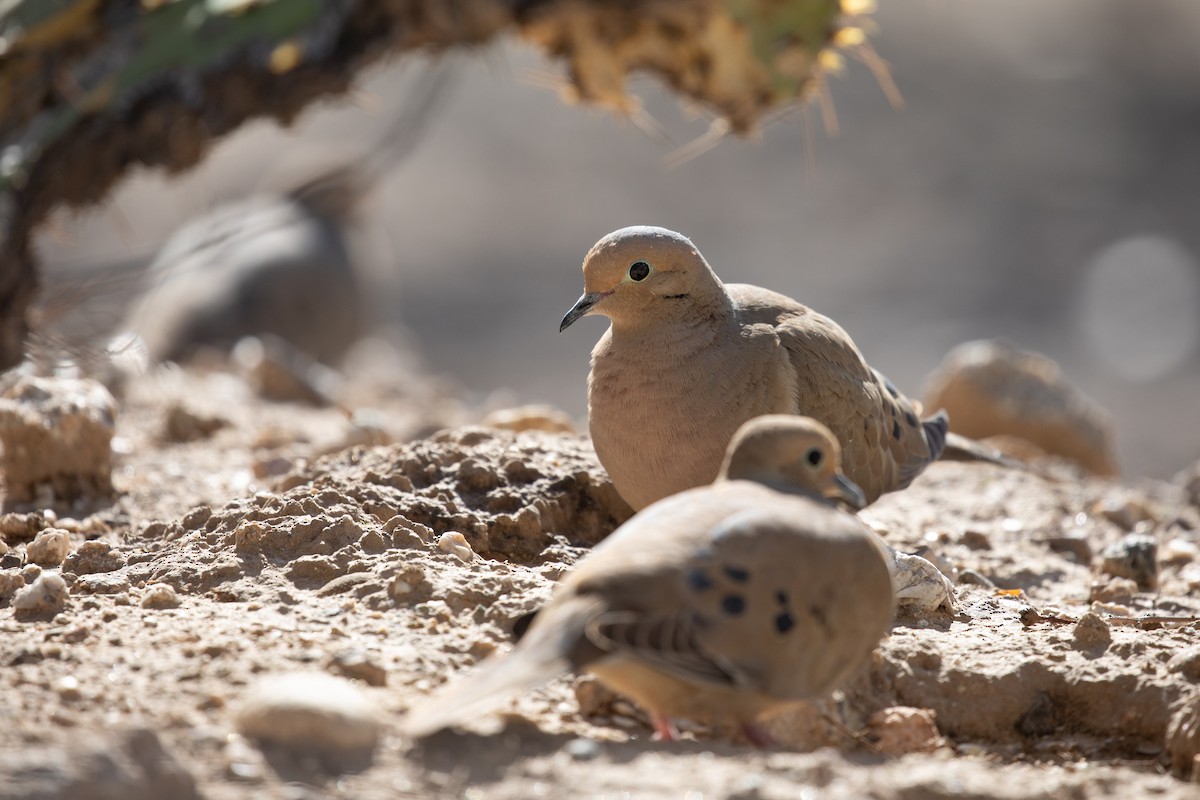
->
[775,612,795,634]
[884,378,899,398]
[688,570,714,592]
[663,293,690,300]
[775,590,789,606]
[904,410,918,428]
[892,419,902,441]
[722,595,746,616]
[723,564,750,583]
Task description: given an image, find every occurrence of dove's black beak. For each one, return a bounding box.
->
[833,472,867,511]
[559,291,606,332]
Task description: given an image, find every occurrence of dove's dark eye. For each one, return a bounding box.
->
[806,447,823,467]
[628,261,651,281]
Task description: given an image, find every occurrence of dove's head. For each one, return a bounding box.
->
[559,226,727,332]
[720,415,867,509]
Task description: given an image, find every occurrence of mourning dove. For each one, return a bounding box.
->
[402,415,895,744]
[559,225,950,511]
[122,65,455,367]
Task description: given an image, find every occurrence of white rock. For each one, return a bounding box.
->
[887,546,957,612]
[140,583,181,609]
[235,672,382,753]
[437,531,475,562]
[12,572,69,616]
[26,528,71,566]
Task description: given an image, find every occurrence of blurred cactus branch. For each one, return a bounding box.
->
[0,0,869,370]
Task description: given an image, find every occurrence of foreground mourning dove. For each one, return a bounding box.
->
[402,415,895,744]
[559,225,950,511]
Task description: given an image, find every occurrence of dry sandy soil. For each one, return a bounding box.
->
[1,347,1199,800]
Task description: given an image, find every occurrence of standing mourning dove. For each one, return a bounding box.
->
[402,415,896,744]
[559,225,949,512]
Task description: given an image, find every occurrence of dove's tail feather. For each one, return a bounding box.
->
[941,431,1041,474]
[401,596,600,738]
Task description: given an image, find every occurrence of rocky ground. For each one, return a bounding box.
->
[1,347,1199,800]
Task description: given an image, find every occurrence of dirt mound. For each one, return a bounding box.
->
[2,362,1199,796]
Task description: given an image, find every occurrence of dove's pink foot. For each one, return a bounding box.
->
[651,712,679,742]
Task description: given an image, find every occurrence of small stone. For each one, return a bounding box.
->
[1100,533,1158,590]
[141,583,181,609]
[253,455,295,480]
[957,570,996,588]
[1042,533,1093,565]
[21,563,41,583]
[1090,576,1138,605]
[1072,611,1112,649]
[12,572,69,618]
[0,511,45,542]
[161,403,229,443]
[1161,537,1199,565]
[232,336,339,406]
[564,737,601,761]
[74,572,132,595]
[1169,646,1200,682]
[1095,495,1155,531]
[26,528,71,566]
[866,706,946,755]
[0,569,26,599]
[0,375,117,503]
[958,529,991,550]
[438,532,475,562]
[890,549,957,612]
[54,675,83,701]
[1090,600,1133,617]
[235,672,382,754]
[328,649,388,687]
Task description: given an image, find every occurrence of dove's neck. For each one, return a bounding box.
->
[720,472,826,502]
[607,284,737,351]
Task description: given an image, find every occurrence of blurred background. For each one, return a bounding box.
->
[34,0,1200,479]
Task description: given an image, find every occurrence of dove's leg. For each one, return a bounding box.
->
[740,722,775,748]
[651,712,679,742]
